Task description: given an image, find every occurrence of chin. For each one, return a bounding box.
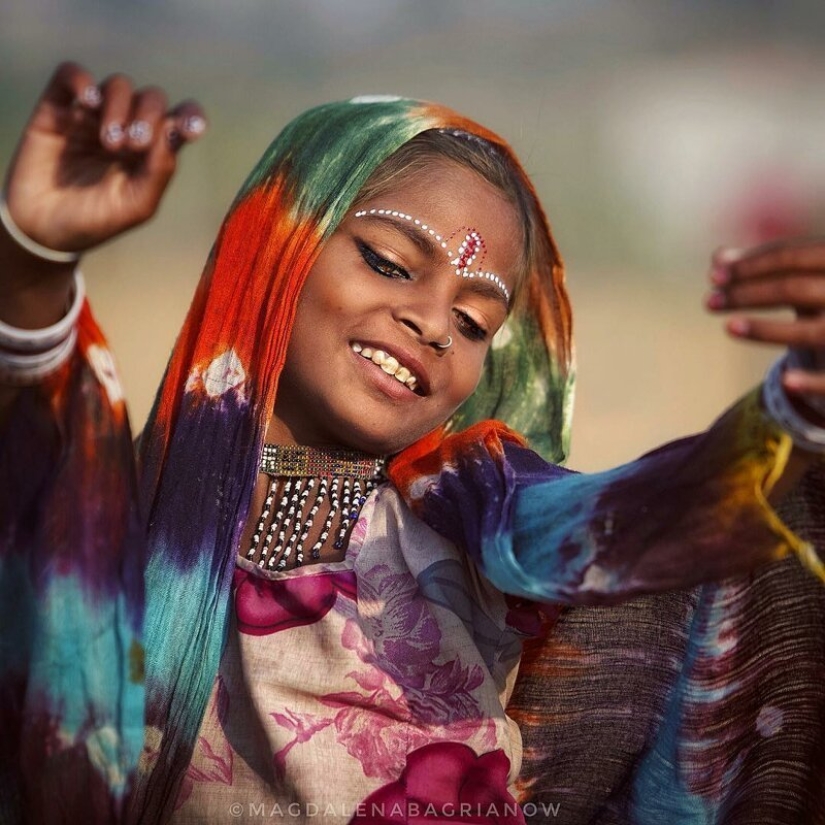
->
[330,415,438,458]
[338,429,422,458]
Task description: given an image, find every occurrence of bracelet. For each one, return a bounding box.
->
[786,348,825,418]
[762,356,825,454]
[0,271,85,351]
[0,328,78,384]
[0,196,80,264]
[0,270,84,384]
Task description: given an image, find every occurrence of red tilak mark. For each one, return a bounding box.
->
[452,231,485,272]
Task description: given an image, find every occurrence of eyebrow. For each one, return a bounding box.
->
[353,213,512,310]
[354,214,440,260]
[461,277,511,311]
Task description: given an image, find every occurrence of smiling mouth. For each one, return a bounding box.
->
[351,342,421,394]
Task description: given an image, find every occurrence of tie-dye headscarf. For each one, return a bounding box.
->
[2,97,823,824]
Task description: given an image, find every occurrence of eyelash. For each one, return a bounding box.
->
[358,241,410,280]
[357,240,489,342]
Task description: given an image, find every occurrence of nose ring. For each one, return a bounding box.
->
[433,336,452,350]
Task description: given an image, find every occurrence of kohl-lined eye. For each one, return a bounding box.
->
[454,310,488,342]
[358,241,411,280]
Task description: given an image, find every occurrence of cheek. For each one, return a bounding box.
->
[445,352,487,405]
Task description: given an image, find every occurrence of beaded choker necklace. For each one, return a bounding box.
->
[245,444,387,571]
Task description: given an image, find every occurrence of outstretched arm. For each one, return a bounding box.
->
[707,240,825,500]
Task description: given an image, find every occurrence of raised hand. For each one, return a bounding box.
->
[707,239,825,402]
[3,61,207,253]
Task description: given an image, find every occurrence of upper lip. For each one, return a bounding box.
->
[353,338,432,396]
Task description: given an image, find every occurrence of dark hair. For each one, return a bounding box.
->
[352,128,541,307]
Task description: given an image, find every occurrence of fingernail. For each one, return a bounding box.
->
[183,115,206,136]
[127,120,153,145]
[166,127,182,150]
[706,290,727,310]
[710,263,731,286]
[783,370,806,390]
[728,318,750,336]
[80,85,102,108]
[716,247,744,264]
[103,122,125,146]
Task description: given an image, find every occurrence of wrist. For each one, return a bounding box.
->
[0,270,85,384]
[762,356,825,455]
[0,205,78,330]
[0,196,80,264]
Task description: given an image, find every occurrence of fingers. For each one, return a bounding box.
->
[711,239,825,284]
[32,61,98,130]
[97,73,134,150]
[141,101,208,187]
[166,101,208,152]
[723,315,825,348]
[30,63,208,159]
[708,272,825,312]
[782,369,825,396]
[706,239,825,406]
[125,86,168,150]
[707,240,825,322]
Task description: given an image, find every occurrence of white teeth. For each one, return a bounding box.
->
[380,356,399,374]
[350,342,420,391]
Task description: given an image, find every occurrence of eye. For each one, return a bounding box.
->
[454,309,488,342]
[358,241,411,280]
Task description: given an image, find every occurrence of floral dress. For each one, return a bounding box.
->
[168,485,536,824]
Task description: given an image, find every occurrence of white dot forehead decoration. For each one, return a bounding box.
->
[353,208,511,303]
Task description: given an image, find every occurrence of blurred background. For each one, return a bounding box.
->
[2,0,824,470]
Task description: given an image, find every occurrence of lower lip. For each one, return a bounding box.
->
[351,349,420,401]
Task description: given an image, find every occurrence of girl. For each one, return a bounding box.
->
[2,62,825,824]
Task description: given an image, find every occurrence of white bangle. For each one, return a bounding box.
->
[0,271,85,352]
[0,328,78,384]
[0,196,80,264]
[0,270,84,384]
[763,356,825,454]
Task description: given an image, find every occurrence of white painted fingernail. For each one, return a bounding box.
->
[183,115,206,135]
[80,85,102,108]
[717,247,744,263]
[103,122,125,145]
[127,120,153,145]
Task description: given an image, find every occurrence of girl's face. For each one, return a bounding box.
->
[270,159,523,455]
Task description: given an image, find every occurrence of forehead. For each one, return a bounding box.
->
[355,160,523,280]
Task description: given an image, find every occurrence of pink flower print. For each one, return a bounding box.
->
[349,742,524,824]
[321,686,429,780]
[234,568,357,635]
[352,564,440,687]
[271,709,334,778]
[405,659,485,724]
[175,677,233,809]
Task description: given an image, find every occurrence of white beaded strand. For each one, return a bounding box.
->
[354,208,510,303]
[247,447,385,571]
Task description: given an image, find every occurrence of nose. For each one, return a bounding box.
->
[394,291,452,351]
